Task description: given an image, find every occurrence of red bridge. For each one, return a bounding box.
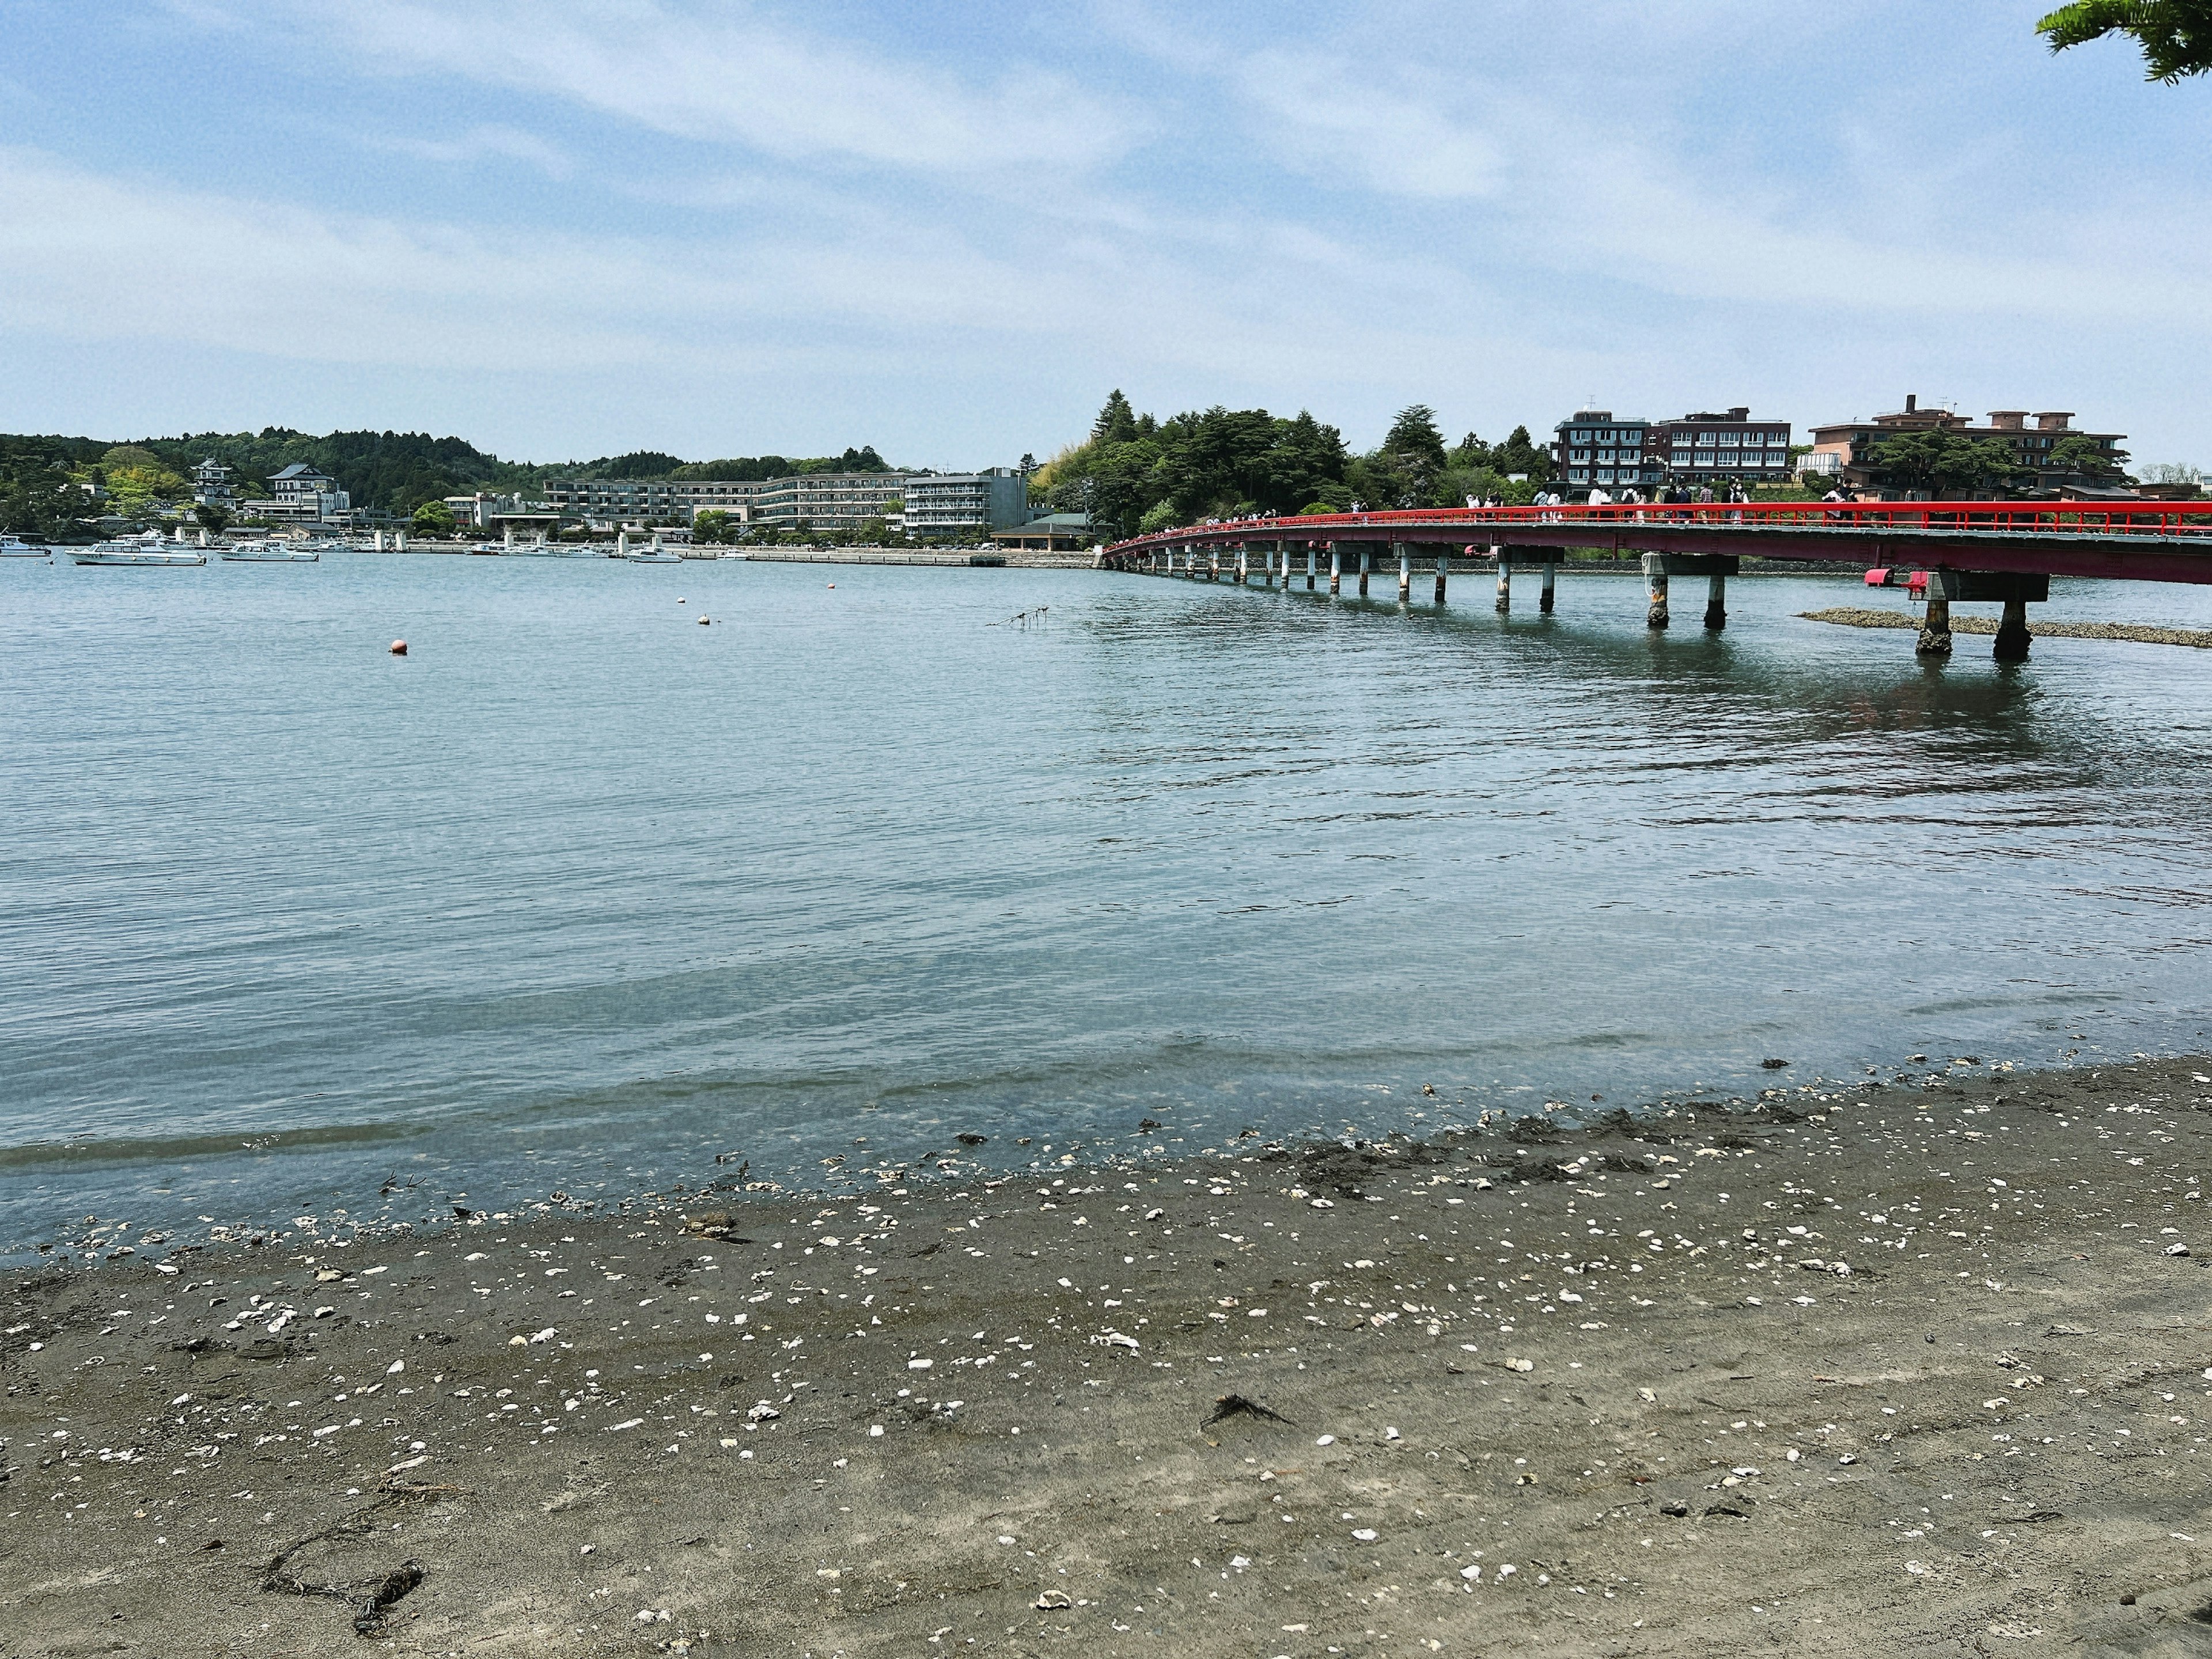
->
[1099,500,2212,660]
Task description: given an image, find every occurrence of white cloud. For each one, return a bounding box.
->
[1229,48,1505,200]
[248,0,1136,176]
[372,123,574,179]
[0,143,1567,446]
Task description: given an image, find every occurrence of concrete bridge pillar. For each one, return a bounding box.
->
[1703,573,1727,631]
[1918,592,1952,654]
[1642,552,1669,630]
[1495,551,1511,613]
[1237,543,1249,584]
[1306,544,1317,590]
[1437,548,1453,604]
[1357,547,1370,597]
[1540,563,1556,613]
[1329,543,1342,594]
[1263,544,1275,587]
[1994,599,2031,661]
[1209,545,1220,581]
[1396,542,1411,601]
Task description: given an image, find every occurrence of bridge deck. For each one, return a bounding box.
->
[1102,502,2212,585]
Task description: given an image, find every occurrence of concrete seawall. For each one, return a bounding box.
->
[715,547,1097,570]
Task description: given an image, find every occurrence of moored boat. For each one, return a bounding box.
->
[1,536,50,558]
[72,533,207,567]
[219,545,320,562]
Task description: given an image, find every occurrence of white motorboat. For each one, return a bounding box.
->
[625,549,684,563]
[0,536,50,558]
[73,533,207,567]
[219,544,320,562]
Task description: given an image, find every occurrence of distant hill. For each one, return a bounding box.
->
[0,430,901,524]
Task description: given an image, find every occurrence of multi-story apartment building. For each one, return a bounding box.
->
[539,477,767,522]
[1807,395,2126,491]
[1649,408,1794,484]
[1550,411,1661,491]
[1553,406,1794,491]
[539,471,909,532]
[749,472,907,534]
[901,468,1029,537]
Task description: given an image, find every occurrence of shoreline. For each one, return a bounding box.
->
[7,1054,2212,1655]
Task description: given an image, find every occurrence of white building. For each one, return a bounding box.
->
[191,457,237,507]
[244,462,350,522]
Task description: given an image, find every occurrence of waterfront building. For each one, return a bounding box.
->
[991,512,1094,553]
[191,457,237,507]
[1808,395,2127,492]
[1647,408,1794,486]
[243,461,349,522]
[1550,412,1662,492]
[540,477,767,523]
[903,468,1029,538]
[750,472,907,535]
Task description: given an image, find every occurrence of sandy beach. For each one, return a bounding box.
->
[7,1055,2212,1657]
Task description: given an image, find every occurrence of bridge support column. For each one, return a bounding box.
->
[1358,548,1370,597]
[1703,573,1727,631]
[1263,544,1275,588]
[1540,563,1556,614]
[1397,542,1411,601]
[1209,546,1219,581]
[1328,543,1341,594]
[1436,550,1452,604]
[1994,599,2031,660]
[1306,545,1316,590]
[1237,543,1249,585]
[1917,594,1952,655]
[1642,552,1669,630]
[1495,552,1511,613]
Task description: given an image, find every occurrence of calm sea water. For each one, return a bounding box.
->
[4,552,2210,1251]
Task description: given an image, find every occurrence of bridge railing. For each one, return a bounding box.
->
[1104,499,2212,556]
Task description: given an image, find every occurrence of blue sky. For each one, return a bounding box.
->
[3,1,2207,469]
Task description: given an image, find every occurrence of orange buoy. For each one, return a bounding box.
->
[389,639,408,656]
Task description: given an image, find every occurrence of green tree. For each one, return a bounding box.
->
[193,502,233,533]
[411,500,457,534]
[0,468,93,539]
[691,509,740,544]
[1493,426,1555,482]
[2039,1,2212,81]
[2046,433,2128,478]
[1091,390,1139,445]
[1345,404,1451,507]
[1866,430,2028,495]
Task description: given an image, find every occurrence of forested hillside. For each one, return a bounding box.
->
[0,430,902,535]
[1033,393,1555,537]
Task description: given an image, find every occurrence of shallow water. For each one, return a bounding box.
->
[4,552,2209,1248]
